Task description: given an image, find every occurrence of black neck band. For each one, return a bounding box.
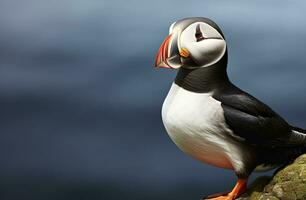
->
[174,52,229,93]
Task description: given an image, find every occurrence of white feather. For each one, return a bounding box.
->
[162,83,254,173]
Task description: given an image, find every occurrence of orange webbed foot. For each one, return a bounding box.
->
[203,194,235,200]
[202,178,247,200]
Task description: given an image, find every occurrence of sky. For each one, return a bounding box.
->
[1,0,306,199]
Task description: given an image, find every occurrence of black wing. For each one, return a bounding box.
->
[213,83,293,147]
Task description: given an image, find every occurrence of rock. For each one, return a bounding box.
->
[237,154,306,200]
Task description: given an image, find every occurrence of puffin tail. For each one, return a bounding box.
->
[260,126,306,169]
[291,126,306,139]
[269,126,306,166]
[291,126,306,135]
[289,126,306,154]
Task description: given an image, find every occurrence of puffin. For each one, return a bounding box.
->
[154,17,306,200]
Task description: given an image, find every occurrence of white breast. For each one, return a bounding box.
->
[162,83,249,171]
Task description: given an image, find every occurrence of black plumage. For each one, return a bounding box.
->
[174,32,306,177]
[157,17,306,199]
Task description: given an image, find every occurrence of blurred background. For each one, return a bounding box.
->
[1,0,306,199]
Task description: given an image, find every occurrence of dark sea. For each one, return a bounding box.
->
[1,0,306,199]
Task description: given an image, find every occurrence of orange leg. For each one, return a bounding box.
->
[203,178,248,200]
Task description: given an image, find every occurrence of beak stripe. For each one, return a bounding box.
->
[155,34,172,68]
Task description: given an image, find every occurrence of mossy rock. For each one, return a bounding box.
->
[237,154,306,200]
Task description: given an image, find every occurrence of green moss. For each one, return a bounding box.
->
[237,154,306,200]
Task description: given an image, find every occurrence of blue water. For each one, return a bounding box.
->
[0,0,306,199]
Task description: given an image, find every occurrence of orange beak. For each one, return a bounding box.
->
[154,34,173,68]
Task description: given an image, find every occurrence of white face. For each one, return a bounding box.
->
[178,22,226,68]
[155,20,227,69]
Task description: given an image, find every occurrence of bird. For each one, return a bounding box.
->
[154,17,306,200]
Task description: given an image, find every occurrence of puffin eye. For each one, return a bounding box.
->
[195,24,205,42]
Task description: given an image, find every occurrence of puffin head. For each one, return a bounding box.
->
[155,17,227,69]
